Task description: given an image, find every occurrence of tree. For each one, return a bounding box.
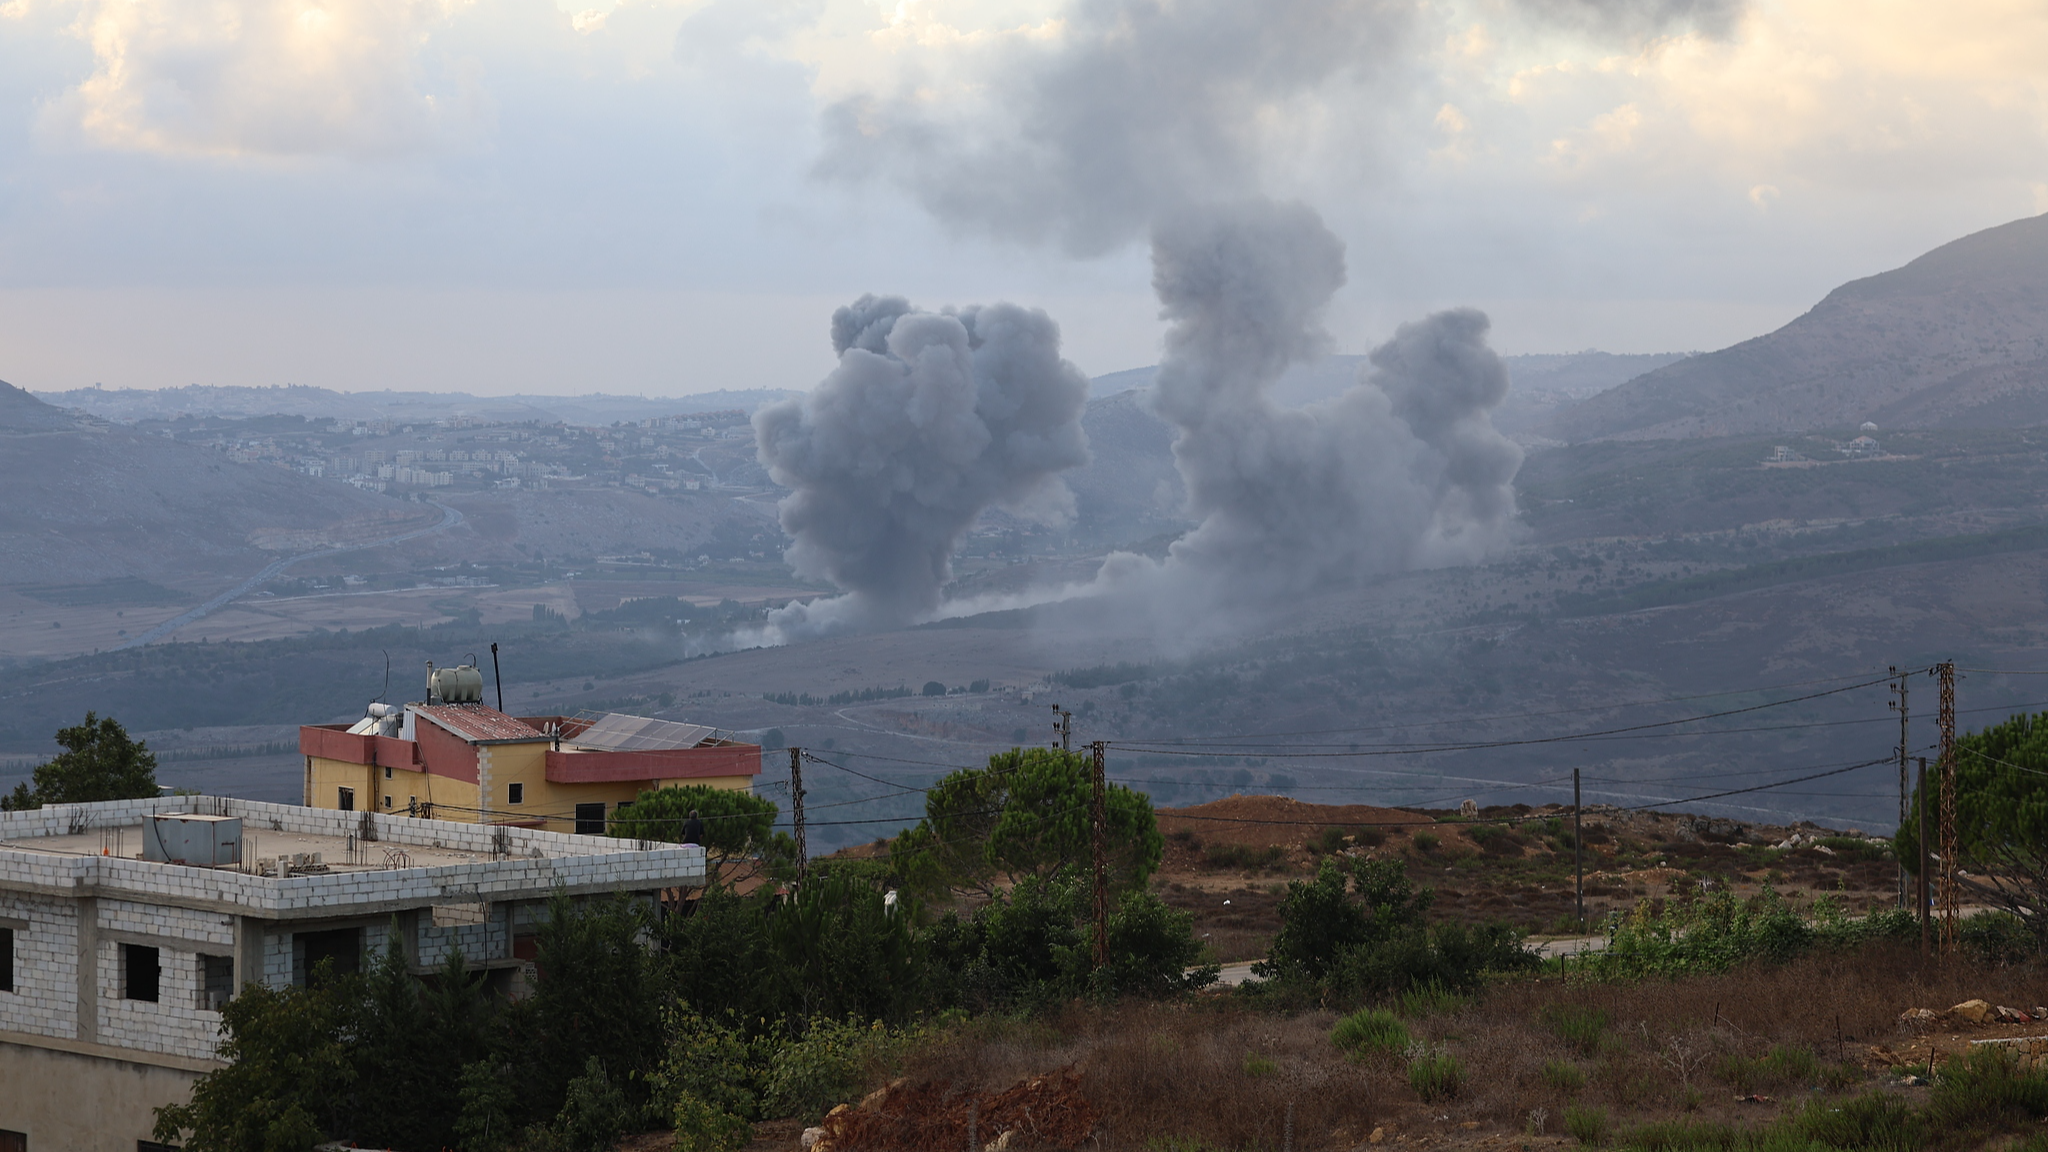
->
[153,976,354,1151]
[3,712,159,810]
[891,747,1163,901]
[1898,710,2048,950]
[609,784,784,883]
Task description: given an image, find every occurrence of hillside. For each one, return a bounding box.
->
[1547,212,2048,441]
[0,380,408,589]
[32,383,800,425]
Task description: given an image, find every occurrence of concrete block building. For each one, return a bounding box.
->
[0,794,705,1151]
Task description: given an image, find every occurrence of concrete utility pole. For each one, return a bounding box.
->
[1938,661,1959,956]
[1917,756,1931,957]
[1573,768,1584,928]
[1052,704,1072,752]
[1092,741,1108,968]
[790,747,806,882]
[1890,666,1909,910]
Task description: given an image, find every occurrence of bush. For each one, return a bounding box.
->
[1330,1009,1410,1060]
[1542,1060,1587,1093]
[1412,832,1441,854]
[1540,1005,1611,1057]
[763,1018,888,1124]
[1408,1052,1463,1102]
[1789,1091,1917,1149]
[536,1058,632,1152]
[1714,1046,1821,1094]
[1563,1104,1610,1146]
[1397,980,1470,1017]
[1926,1044,2048,1133]
[1204,843,1287,871]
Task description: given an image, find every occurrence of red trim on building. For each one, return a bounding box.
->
[543,744,761,784]
[413,719,481,784]
[299,726,419,770]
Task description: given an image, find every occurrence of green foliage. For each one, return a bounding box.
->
[1716,1047,1823,1094]
[3,711,159,810]
[532,1058,634,1152]
[1543,1059,1588,1093]
[1412,831,1441,853]
[1586,888,1914,979]
[1203,843,1288,871]
[455,1060,521,1152]
[928,873,1215,1010]
[764,871,923,1022]
[1787,1091,1917,1150]
[763,1017,896,1124]
[1397,980,1470,1017]
[1564,1104,1611,1146]
[653,1005,762,1149]
[1253,857,1533,1001]
[1898,710,2048,950]
[1330,1008,1410,1060]
[1242,1053,1278,1077]
[890,747,1163,901]
[1541,1005,1611,1056]
[608,784,780,874]
[509,892,665,1127]
[1408,1051,1464,1102]
[152,979,349,1152]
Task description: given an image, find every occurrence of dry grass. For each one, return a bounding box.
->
[839,942,2048,1150]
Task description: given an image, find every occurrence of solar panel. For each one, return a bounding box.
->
[567,712,715,752]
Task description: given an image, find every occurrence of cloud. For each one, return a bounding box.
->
[50,0,484,158]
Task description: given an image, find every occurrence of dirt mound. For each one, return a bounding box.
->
[820,1070,1100,1152]
[1156,794,1431,849]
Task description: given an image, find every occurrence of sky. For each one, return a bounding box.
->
[0,0,2043,397]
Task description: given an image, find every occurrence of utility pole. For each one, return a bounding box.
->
[1573,768,1584,929]
[1052,704,1072,752]
[1917,756,1931,957]
[1092,741,1108,969]
[1890,666,1909,909]
[1938,661,1959,956]
[790,747,806,883]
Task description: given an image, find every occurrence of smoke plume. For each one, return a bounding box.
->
[751,295,1091,637]
[1102,200,1522,615]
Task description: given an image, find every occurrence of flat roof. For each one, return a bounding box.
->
[2,823,490,873]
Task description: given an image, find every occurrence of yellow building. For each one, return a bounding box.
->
[299,680,760,834]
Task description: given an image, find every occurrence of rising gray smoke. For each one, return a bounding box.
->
[751,295,1091,637]
[818,0,1746,255]
[1100,200,1522,614]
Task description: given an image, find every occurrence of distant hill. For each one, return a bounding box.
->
[1091,350,1678,416]
[1546,212,2048,441]
[0,380,399,586]
[32,384,802,426]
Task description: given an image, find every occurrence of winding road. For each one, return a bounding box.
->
[114,501,465,651]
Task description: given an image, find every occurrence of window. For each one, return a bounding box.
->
[139,1141,179,1152]
[199,954,233,1011]
[383,794,392,808]
[0,925,13,993]
[338,786,355,812]
[123,943,160,1003]
[574,802,607,836]
[507,782,524,805]
[0,1128,25,1152]
[294,928,362,987]
[384,766,393,780]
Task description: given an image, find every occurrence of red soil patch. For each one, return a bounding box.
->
[1155,794,1431,849]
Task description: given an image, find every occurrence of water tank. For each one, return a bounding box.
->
[428,662,485,704]
[143,814,243,867]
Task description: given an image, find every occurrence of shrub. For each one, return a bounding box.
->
[1540,1005,1611,1056]
[1789,1091,1917,1149]
[1330,1009,1410,1060]
[1242,1053,1278,1077]
[1412,832,1441,854]
[1563,1104,1609,1146]
[1397,980,1470,1018]
[1204,843,1287,871]
[763,1018,888,1124]
[1408,1052,1463,1102]
[537,1058,632,1152]
[1542,1060,1587,1093]
[1926,1044,2048,1132]
[1715,1045,1820,1094]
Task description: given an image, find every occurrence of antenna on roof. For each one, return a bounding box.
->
[491,642,503,712]
[376,650,390,703]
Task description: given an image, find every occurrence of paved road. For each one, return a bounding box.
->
[1206,936,1607,988]
[115,501,464,651]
